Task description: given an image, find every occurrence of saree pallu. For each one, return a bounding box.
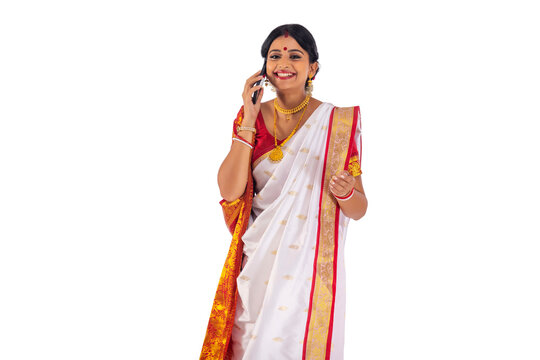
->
[201,102,362,360]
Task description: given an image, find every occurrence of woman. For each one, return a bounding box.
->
[201,24,368,360]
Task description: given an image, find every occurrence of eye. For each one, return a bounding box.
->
[269,55,280,60]
[290,55,301,59]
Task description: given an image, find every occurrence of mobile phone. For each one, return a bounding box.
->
[252,61,267,105]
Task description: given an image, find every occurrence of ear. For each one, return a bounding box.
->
[309,61,319,78]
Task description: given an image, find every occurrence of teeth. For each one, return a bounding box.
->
[277,73,294,77]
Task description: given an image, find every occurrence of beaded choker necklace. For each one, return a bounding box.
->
[273,95,311,121]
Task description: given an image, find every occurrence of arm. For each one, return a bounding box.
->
[217,129,255,202]
[217,71,265,202]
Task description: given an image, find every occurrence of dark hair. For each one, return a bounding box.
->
[260,24,320,86]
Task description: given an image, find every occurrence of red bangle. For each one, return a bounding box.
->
[333,188,354,201]
[233,133,254,147]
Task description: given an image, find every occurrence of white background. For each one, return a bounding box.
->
[1,0,539,359]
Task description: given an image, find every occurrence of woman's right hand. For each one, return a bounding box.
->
[242,70,265,126]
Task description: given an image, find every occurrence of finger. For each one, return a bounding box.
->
[330,180,346,193]
[337,170,351,179]
[244,76,264,94]
[332,174,349,184]
[246,73,264,84]
[256,86,264,103]
[338,171,355,186]
[248,85,263,95]
[341,176,355,187]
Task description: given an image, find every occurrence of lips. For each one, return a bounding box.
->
[274,71,296,80]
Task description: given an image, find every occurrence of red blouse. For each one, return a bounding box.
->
[231,106,361,176]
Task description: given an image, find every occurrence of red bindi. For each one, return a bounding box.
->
[283,47,287,51]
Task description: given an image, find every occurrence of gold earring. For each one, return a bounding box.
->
[306,75,313,96]
[265,78,276,91]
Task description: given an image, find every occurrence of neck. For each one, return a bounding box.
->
[275,89,308,109]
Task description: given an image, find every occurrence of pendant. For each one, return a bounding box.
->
[269,146,284,162]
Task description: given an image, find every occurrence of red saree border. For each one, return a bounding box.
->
[345,106,360,170]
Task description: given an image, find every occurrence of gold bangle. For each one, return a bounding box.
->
[237,125,256,134]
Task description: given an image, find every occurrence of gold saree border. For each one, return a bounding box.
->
[303,106,358,359]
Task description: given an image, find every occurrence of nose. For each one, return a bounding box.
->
[277,56,291,69]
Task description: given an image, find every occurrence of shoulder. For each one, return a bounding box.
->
[332,104,360,111]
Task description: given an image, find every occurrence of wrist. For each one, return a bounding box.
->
[334,188,355,201]
[240,120,256,129]
[237,130,255,142]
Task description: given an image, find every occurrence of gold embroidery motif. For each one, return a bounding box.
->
[264,170,277,180]
[273,337,283,342]
[282,146,294,155]
[289,244,300,249]
[239,275,250,281]
[271,250,277,255]
[306,184,313,190]
[280,220,287,225]
[300,148,310,153]
[297,214,307,220]
[288,191,297,196]
[283,275,293,280]
[278,306,288,311]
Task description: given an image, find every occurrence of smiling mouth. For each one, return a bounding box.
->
[275,72,296,80]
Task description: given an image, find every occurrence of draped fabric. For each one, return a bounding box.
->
[200,172,254,360]
[201,102,362,360]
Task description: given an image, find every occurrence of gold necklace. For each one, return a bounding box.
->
[269,98,310,163]
[274,95,311,121]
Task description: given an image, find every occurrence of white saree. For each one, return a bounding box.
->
[230,102,362,360]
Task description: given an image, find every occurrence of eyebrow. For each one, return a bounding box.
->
[269,49,305,55]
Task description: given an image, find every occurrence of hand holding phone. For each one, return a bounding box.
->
[252,62,267,105]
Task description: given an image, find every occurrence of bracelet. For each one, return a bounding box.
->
[237,125,257,134]
[234,132,253,146]
[333,188,355,201]
[232,137,253,149]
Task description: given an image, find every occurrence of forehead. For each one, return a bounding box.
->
[269,35,303,50]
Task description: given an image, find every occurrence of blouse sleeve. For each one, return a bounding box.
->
[231,105,245,137]
[347,106,362,177]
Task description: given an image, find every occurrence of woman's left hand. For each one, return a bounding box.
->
[329,170,355,198]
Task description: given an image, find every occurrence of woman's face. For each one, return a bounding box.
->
[266,35,318,93]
